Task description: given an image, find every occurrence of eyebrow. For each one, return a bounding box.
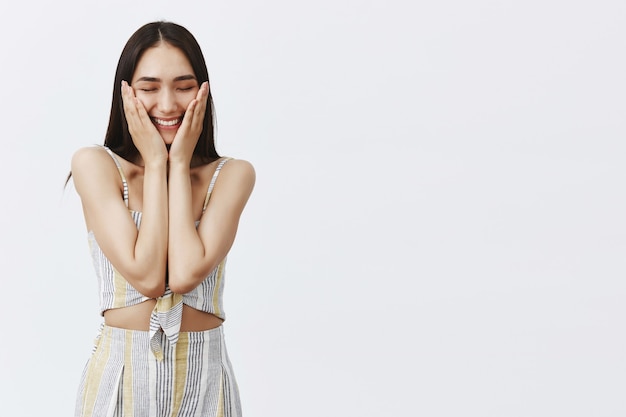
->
[135,74,197,82]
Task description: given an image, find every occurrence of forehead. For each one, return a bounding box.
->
[132,42,194,81]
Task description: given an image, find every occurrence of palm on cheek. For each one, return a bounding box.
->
[169,82,209,164]
[121,81,167,161]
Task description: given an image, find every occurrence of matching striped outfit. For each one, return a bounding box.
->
[75,147,241,417]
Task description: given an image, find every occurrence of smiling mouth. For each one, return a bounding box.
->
[151,116,182,127]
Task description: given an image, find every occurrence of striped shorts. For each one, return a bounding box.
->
[75,324,241,417]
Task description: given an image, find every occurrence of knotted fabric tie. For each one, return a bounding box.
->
[149,290,183,361]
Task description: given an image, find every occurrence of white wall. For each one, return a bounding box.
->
[1,1,625,416]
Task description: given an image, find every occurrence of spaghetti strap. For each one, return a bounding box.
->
[202,157,233,213]
[100,145,129,208]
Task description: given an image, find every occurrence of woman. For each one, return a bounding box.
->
[71,21,255,417]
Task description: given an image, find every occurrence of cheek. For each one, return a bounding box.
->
[179,93,197,109]
[135,95,157,110]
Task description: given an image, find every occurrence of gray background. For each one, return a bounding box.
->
[1,0,625,415]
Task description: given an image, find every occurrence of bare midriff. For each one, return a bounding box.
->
[103,300,224,331]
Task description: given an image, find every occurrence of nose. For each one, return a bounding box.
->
[157,89,177,114]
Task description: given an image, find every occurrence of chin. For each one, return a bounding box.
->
[161,134,177,146]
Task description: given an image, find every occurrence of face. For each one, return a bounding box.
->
[131,42,199,145]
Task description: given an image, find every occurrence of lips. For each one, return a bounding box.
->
[151,116,182,127]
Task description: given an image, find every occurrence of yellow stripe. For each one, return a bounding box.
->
[212,260,225,317]
[123,330,134,416]
[217,373,225,417]
[171,332,189,416]
[113,267,128,308]
[81,327,112,417]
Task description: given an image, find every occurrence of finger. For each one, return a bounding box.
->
[195,82,209,113]
[133,96,152,127]
[121,82,156,139]
[126,84,154,131]
[179,99,198,133]
[121,81,140,130]
[121,82,141,121]
[127,85,146,125]
[191,83,209,131]
[121,81,133,113]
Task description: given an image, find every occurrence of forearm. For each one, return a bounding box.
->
[167,162,209,293]
[132,161,169,295]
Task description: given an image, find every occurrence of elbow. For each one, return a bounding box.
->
[168,264,216,294]
[110,258,167,298]
[135,279,166,298]
[168,280,196,295]
[168,272,203,294]
[127,266,167,298]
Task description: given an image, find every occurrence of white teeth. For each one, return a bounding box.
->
[153,118,180,126]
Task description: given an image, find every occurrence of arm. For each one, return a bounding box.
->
[166,81,255,293]
[72,148,168,298]
[72,82,169,298]
[167,159,255,293]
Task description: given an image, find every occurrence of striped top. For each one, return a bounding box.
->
[87,146,232,360]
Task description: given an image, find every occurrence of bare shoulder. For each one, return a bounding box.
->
[71,146,113,175]
[214,158,256,198]
[71,146,119,195]
[223,158,255,178]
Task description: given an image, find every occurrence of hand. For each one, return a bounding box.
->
[121,81,168,165]
[168,81,209,166]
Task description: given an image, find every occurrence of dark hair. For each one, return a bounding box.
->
[105,21,219,163]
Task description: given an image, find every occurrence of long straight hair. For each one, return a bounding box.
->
[105,21,219,163]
